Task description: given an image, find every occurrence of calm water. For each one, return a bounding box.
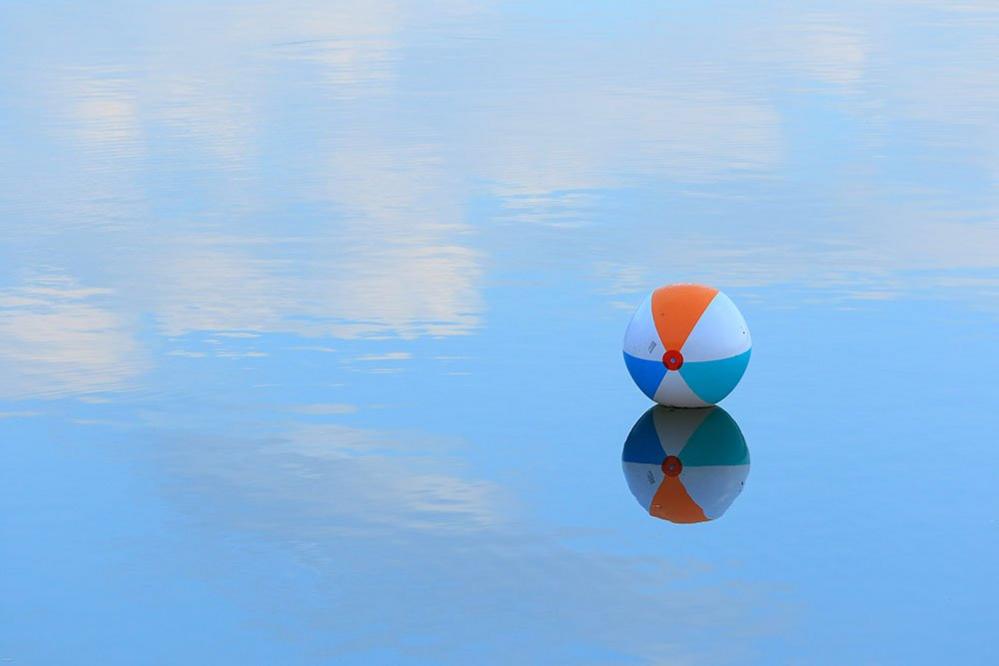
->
[2,2,998,663]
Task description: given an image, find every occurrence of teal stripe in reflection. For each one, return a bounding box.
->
[678,408,749,467]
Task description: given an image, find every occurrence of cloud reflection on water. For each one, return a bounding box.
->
[150,419,781,662]
[3,1,998,379]
[0,275,145,399]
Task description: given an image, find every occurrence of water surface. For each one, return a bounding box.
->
[2,2,998,663]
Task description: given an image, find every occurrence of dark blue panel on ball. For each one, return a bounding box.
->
[623,352,667,401]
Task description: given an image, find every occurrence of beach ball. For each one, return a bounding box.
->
[622,406,749,524]
[623,284,750,407]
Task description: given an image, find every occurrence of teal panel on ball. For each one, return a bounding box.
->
[623,352,668,401]
[679,348,751,405]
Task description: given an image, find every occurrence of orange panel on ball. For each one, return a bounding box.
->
[650,284,718,352]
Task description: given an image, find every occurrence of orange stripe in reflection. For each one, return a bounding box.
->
[649,477,709,523]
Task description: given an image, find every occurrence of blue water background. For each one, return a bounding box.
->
[2,2,998,663]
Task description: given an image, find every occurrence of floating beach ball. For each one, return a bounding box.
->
[622,406,749,524]
[623,284,751,407]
